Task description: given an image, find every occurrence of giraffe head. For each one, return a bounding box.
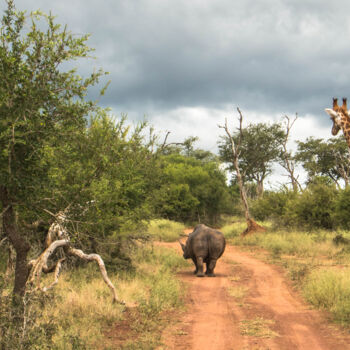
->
[325,97,349,136]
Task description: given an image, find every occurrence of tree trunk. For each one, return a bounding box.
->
[256,180,264,197]
[220,110,266,236]
[0,186,30,297]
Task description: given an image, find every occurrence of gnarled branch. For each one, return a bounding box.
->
[27,216,124,304]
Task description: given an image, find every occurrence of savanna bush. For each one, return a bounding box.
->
[282,182,337,229]
[250,190,293,221]
[333,187,350,229]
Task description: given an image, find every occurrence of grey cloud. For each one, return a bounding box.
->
[2,0,350,123]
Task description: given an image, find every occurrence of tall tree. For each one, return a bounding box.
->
[278,115,302,192]
[219,120,285,196]
[219,108,265,235]
[0,1,107,297]
[295,136,350,187]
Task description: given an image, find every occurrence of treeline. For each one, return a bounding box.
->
[250,179,350,230]
[219,115,350,230]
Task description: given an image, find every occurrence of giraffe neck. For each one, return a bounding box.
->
[339,113,350,148]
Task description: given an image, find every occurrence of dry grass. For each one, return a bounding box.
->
[228,286,248,300]
[28,244,189,349]
[240,317,279,338]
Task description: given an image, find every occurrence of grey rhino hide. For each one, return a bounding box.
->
[179,224,225,277]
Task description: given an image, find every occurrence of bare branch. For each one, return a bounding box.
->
[280,114,302,191]
[42,258,66,292]
[28,238,70,289]
[67,247,122,304]
[27,218,123,304]
[0,205,10,218]
[160,131,171,151]
[0,237,7,248]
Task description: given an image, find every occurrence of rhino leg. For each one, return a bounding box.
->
[205,259,217,277]
[192,258,198,274]
[196,257,204,277]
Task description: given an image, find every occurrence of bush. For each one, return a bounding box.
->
[333,187,350,229]
[282,182,337,229]
[250,190,292,221]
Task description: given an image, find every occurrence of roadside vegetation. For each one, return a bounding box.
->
[0,243,189,349]
[221,216,350,326]
[3,0,350,348]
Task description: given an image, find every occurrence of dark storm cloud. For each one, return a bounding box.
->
[3,0,350,122]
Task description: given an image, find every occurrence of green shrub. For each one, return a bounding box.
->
[250,190,292,221]
[282,182,337,229]
[334,187,350,229]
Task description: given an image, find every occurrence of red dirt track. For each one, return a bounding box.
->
[158,241,350,350]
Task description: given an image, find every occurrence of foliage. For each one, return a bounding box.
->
[219,122,285,195]
[0,0,111,296]
[296,136,350,187]
[153,153,233,224]
[282,180,337,229]
[250,189,293,221]
[333,187,350,229]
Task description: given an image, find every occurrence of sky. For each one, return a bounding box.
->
[2,0,350,186]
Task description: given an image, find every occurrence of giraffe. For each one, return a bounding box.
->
[325,97,350,149]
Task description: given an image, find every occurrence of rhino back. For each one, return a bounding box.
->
[188,225,225,259]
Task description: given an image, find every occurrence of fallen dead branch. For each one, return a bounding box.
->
[27,212,124,304]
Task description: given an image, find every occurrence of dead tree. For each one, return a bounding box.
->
[279,115,302,192]
[219,108,265,236]
[27,212,124,304]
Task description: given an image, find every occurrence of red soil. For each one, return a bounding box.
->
[157,242,350,350]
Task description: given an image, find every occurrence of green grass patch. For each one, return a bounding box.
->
[303,268,350,325]
[146,219,186,242]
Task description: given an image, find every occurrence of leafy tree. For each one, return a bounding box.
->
[295,136,350,187]
[219,122,285,196]
[153,153,233,224]
[0,1,109,296]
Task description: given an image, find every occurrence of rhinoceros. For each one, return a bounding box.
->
[179,224,225,277]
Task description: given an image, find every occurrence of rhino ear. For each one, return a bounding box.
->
[179,240,186,252]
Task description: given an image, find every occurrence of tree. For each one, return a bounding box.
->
[295,136,350,187]
[278,115,302,192]
[0,1,109,297]
[153,153,233,224]
[219,108,265,235]
[219,120,285,196]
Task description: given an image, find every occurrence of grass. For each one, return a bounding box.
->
[240,317,279,338]
[228,286,248,301]
[146,219,186,242]
[1,244,189,350]
[303,268,350,325]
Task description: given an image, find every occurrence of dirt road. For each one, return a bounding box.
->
[158,242,350,350]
